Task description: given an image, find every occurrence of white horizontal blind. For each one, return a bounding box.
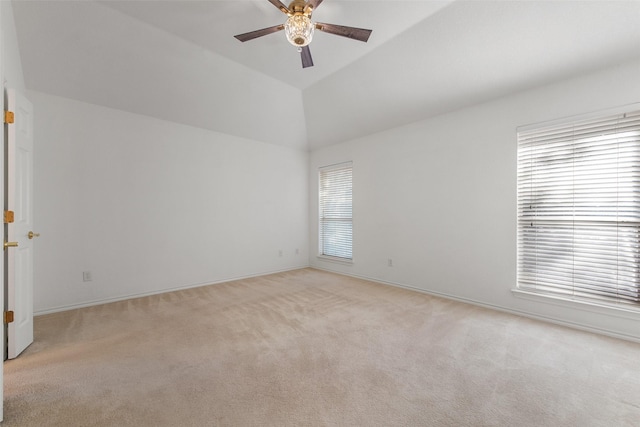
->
[517,108,640,306]
[319,162,353,260]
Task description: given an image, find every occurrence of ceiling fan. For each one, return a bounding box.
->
[234,0,372,69]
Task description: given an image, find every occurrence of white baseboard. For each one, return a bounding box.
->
[35,265,311,316]
[310,267,640,344]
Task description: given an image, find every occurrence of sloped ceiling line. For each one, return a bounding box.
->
[11,1,640,151]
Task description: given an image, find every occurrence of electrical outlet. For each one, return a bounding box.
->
[82,271,92,282]
[388,259,393,267]
[295,248,299,255]
[278,250,283,257]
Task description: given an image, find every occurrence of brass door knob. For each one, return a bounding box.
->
[28,231,40,240]
[4,241,18,250]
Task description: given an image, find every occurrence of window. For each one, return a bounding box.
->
[517,107,640,307]
[319,162,353,260]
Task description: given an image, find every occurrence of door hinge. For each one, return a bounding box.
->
[4,210,14,223]
[4,311,14,324]
[4,110,14,124]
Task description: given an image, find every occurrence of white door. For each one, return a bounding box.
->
[6,89,35,359]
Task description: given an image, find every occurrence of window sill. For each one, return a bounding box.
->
[316,255,353,265]
[512,288,640,321]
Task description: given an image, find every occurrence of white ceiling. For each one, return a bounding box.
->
[11,0,640,151]
[99,0,453,89]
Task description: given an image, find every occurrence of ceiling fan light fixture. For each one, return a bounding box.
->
[233,0,373,69]
[284,14,314,47]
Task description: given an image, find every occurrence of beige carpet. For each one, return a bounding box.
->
[3,268,640,426]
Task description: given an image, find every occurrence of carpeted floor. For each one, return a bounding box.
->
[3,268,640,426]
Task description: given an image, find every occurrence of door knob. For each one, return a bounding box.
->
[28,231,40,240]
[4,241,18,250]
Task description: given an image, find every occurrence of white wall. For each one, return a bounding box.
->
[310,59,640,342]
[2,1,24,94]
[32,92,309,313]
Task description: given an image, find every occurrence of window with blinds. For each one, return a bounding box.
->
[319,162,353,260]
[517,107,640,307]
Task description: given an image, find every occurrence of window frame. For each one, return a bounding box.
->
[318,161,353,263]
[515,104,640,311]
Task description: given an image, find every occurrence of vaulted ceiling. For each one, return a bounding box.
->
[11,0,640,151]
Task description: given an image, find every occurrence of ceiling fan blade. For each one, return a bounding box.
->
[234,24,285,42]
[315,23,372,42]
[267,0,291,14]
[305,0,324,12]
[301,46,314,68]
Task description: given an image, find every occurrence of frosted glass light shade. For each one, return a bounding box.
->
[284,15,314,47]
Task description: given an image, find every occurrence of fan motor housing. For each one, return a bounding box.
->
[289,0,308,14]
